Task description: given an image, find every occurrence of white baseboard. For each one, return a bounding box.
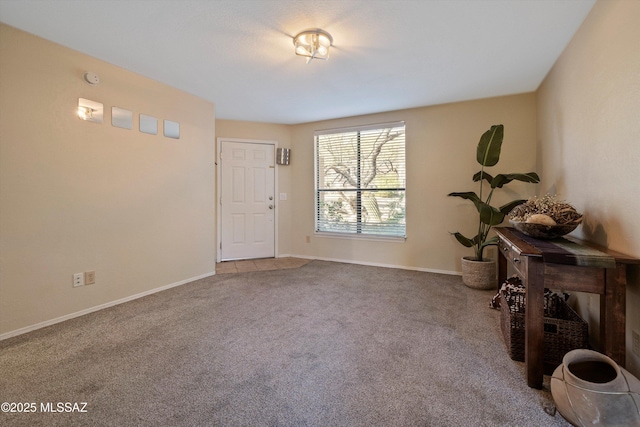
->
[0,271,216,341]
[1,259,458,341]
[290,254,460,276]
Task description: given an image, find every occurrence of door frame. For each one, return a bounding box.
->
[216,137,279,263]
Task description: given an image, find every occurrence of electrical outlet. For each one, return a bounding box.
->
[73,273,84,287]
[633,330,640,357]
[85,271,95,285]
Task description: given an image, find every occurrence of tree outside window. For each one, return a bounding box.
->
[315,122,406,238]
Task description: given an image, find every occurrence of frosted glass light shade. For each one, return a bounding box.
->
[293,29,333,63]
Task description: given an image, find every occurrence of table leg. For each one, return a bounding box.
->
[601,263,627,367]
[498,247,507,287]
[525,257,545,389]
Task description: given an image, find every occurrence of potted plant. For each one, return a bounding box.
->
[448,124,539,289]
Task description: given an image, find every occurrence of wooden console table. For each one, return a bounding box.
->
[494,227,639,389]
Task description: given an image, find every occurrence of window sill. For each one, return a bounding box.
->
[314,231,406,243]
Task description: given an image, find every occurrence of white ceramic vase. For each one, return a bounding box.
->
[551,349,640,426]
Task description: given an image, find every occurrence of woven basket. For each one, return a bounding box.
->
[500,288,589,369]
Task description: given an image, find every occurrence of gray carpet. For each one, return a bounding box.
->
[0,260,570,426]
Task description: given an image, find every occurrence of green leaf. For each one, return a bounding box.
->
[448,191,482,211]
[447,191,480,202]
[472,171,494,184]
[450,232,476,248]
[499,199,526,215]
[478,202,505,225]
[481,236,499,249]
[490,172,541,188]
[476,125,504,167]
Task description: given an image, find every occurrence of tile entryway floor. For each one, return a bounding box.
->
[215,257,311,274]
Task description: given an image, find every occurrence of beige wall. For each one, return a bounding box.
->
[537,0,640,376]
[217,96,538,274]
[289,94,538,272]
[215,120,294,256]
[0,24,217,336]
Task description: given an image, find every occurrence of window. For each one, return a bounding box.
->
[315,122,406,238]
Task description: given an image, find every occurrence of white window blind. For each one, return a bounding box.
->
[315,122,406,238]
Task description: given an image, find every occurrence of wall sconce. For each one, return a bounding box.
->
[77,98,103,123]
[77,106,94,120]
[276,148,291,165]
[293,29,333,63]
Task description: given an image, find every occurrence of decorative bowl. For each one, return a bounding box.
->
[509,220,579,239]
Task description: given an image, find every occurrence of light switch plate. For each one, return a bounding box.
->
[73,273,84,287]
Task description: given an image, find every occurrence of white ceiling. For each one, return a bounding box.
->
[0,0,596,125]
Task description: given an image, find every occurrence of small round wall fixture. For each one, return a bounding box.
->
[293,29,333,63]
[83,71,100,85]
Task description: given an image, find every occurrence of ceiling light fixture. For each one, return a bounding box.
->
[293,29,333,64]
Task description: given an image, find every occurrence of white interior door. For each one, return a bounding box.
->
[220,140,275,261]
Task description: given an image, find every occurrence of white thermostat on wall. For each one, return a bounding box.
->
[83,72,100,85]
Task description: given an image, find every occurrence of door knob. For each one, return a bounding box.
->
[269,196,273,200]
[269,204,274,209]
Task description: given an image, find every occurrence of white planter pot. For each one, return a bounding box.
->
[461,256,496,290]
[551,349,640,426]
